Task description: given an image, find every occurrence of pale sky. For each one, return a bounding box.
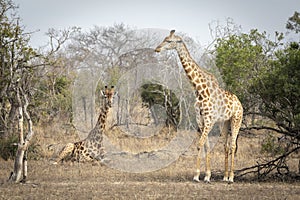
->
[14,0,300,48]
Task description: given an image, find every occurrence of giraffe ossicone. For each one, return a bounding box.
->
[155,30,243,183]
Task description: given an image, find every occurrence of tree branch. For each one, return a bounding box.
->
[236,146,300,180]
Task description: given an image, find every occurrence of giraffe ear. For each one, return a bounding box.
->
[170,30,175,36]
[101,86,108,96]
[101,90,105,96]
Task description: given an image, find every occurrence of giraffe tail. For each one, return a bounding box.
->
[235,134,239,155]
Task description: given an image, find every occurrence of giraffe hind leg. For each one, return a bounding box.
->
[52,143,75,165]
[228,116,242,183]
[221,120,230,181]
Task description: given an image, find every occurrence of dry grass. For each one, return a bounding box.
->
[104,125,181,153]
[1,156,299,200]
[1,121,299,199]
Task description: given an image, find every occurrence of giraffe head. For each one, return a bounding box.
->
[155,30,183,52]
[101,86,115,108]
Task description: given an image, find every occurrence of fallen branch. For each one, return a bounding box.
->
[236,146,300,180]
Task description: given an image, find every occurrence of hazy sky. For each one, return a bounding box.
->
[14,0,300,48]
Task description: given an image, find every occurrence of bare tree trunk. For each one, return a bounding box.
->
[7,101,18,137]
[8,87,34,183]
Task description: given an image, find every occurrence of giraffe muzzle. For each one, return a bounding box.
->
[155,47,161,52]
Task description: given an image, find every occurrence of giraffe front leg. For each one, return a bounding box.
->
[52,143,75,165]
[228,134,238,183]
[204,138,211,183]
[193,146,202,182]
[193,138,210,183]
[223,143,230,182]
[223,131,230,181]
[193,125,211,183]
[193,110,203,182]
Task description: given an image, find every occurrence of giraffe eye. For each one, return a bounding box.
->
[166,40,172,43]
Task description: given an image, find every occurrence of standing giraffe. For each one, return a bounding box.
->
[53,86,115,164]
[155,30,243,183]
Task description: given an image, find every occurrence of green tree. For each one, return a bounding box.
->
[214,13,300,178]
[0,0,37,138]
[0,0,38,182]
[255,42,300,137]
[286,11,300,34]
[32,28,79,123]
[0,0,75,182]
[214,29,282,113]
[141,83,180,128]
[238,42,300,179]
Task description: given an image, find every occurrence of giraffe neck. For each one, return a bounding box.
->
[176,43,209,91]
[95,104,110,131]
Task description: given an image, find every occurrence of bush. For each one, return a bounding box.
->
[0,135,42,161]
[261,134,285,156]
[0,135,18,160]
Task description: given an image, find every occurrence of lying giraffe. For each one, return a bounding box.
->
[155,30,243,183]
[53,86,115,164]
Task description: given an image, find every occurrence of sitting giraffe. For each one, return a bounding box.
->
[155,30,243,183]
[53,86,115,164]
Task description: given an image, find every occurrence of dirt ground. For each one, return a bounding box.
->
[1,132,300,200]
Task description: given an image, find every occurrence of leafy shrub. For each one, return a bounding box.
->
[0,136,18,160]
[261,134,285,156]
[0,136,42,160]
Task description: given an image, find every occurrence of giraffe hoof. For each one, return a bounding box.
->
[193,176,200,182]
[204,177,211,183]
[223,177,229,182]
